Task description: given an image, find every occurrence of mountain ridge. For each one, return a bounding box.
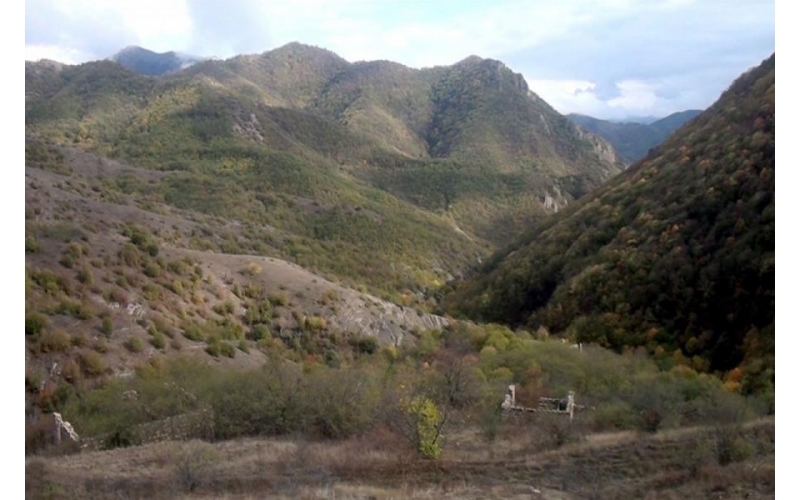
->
[568,109,703,163]
[26,43,624,251]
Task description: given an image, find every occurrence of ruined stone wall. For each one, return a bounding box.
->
[81,408,214,451]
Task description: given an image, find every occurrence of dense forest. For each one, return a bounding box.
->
[447,55,775,397]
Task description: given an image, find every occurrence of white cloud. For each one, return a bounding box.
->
[25,44,89,65]
[606,80,659,113]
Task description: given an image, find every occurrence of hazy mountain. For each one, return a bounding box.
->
[110,46,203,76]
[569,109,702,163]
[447,54,774,394]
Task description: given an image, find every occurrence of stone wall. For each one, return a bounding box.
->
[81,408,214,451]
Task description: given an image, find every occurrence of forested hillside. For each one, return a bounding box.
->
[447,54,775,396]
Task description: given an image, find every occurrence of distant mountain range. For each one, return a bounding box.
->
[568,110,702,164]
[110,46,204,76]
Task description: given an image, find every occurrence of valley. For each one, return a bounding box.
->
[24,39,775,499]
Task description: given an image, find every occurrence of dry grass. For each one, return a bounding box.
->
[25,418,774,500]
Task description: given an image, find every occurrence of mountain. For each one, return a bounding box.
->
[110,46,203,76]
[569,109,702,163]
[447,54,774,395]
[25,43,623,295]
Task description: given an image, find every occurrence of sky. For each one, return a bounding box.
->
[25,0,774,120]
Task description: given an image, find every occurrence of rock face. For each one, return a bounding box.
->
[333,296,450,346]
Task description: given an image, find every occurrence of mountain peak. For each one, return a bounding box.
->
[110,46,202,76]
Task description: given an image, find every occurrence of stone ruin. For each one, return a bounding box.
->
[501,384,578,421]
[52,412,80,444]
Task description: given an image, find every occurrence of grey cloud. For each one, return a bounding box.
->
[591,80,623,101]
[25,0,139,60]
[499,1,773,117]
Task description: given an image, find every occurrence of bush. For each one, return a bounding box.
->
[534,413,579,449]
[25,312,48,336]
[125,337,144,353]
[353,336,378,355]
[183,324,205,342]
[39,330,71,353]
[100,317,113,337]
[143,260,162,278]
[267,292,288,307]
[150,332,166,349]
[174,441,219,492]
[242,262,262,276]
[305,316,327,332]
[77,265,93,285]
[212,301,235,316]
[80,350,107,377]
[402,396,444,459]
[25,236,39,253]
[714,426,755,465]
[220,342,236,358]
[248,324,271,342]
[56,299,94,320]
[205,339,221,357]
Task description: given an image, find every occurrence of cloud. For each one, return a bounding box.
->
[184,0,271,57]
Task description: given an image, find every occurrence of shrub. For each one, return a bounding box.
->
[352,336,378,355]
[118,243,141,267]
[143,260,162,278]
[150,332,166,349]
[174,441,219,492]
[242,262,262,276]
[80,351,107,377]
[268,292,288,307]
[212,301,235,316]
[93,338,109,353]
[56,299,94,320]
[61,359,82,383]
[714,426,755,465]
[305,316,327,332]
[25,236,39,253]
[100,317,113,337]
[205,338,222,357]
[25,312,48,336]
[183,324,204,342]
[77,265,93,285]
[479,401,504,442]
[167,260,189,275]
[402,396,444,459]
[220,342,236,358]
[248,324,271,342]
[39,330,71,353]
[71,333,88,348]
[535,413,579,449]
[125,337,144,353]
